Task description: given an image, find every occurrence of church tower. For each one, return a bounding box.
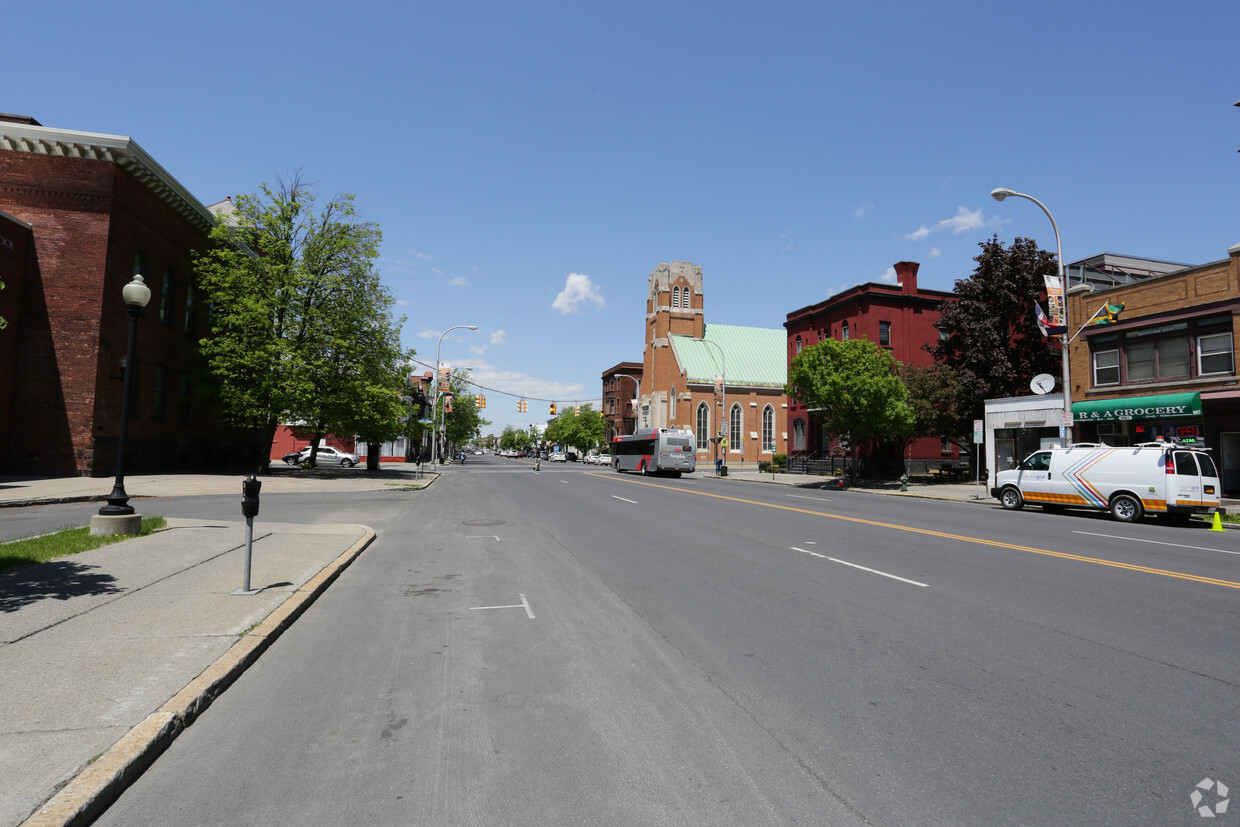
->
[641,261,704,430]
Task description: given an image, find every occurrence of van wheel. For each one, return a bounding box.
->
[1109,494,1144,523]
[1000,487,1024,510]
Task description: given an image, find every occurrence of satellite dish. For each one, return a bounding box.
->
[1030,373,1057,395]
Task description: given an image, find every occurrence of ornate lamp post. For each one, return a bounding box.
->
[433,325,476,467]
[990,187,1072,447]
[91,274,151,536]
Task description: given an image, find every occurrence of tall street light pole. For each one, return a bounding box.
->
[91,274,152,537]
[612,373,640,435]
[433,325,477,467]
[990,187,1073,448]
[692,337,726,469]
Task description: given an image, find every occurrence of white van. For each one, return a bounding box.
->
[992,441,1221,524]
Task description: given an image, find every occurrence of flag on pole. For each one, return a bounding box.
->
[1035,302,1067,336]
[1085,301,1126,326]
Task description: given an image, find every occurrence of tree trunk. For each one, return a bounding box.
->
[367,443,380,471]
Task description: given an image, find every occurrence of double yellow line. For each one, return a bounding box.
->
[598,474,1240,591]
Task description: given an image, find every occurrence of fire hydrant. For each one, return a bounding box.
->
[900,473,908,492]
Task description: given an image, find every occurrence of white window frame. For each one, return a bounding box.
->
[696,402,710,449]
[761,405,775,452]
[1198,332,1235,376]
[1093,348,1120,386]
[729,403,743,452]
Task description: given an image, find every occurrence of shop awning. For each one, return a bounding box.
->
[1072,392,1202,422]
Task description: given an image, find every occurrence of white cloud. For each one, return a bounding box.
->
[470,345,487,355]
[552,273,606,314]
[928,247,942,258]
[854,201,875,218]
[490,329,507,346]
[905,206,989,241]
[781,230,794,252]
[431,267,444,276]
[416,327,440,339]
[448,275,468,287]
[410,250,433,262]
[880,266,897,283]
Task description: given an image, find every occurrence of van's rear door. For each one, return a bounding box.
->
[1170,450,1221,510]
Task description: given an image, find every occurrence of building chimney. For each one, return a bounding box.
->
[894,261,919,294]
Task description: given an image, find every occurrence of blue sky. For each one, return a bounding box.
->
[11,1,1237,435]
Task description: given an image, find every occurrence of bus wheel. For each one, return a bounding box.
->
[1109,493,1144,523]
[999,487,1024,511]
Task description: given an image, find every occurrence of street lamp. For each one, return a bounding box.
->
[691,337,726,470]
[91,274,152,536]
[990,187,1073,447]
[433,325,477,467]
[612,373,640,435]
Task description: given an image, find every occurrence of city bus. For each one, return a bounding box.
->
[610,428,697,476]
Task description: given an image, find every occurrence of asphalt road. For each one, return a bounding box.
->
[91,456,1240,824]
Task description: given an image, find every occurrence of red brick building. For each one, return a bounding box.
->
[783,261,958,470]
[600,361,642,440]
[0,115,265,476]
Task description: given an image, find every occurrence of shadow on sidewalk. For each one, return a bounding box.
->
[0,560,122,614]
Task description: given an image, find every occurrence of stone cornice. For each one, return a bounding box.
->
[0,123,215,233]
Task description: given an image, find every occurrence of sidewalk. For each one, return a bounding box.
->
[0,465,434,827]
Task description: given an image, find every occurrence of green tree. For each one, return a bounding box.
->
[786,338,914,473]
[928,235,1061,414]
[545,405,605,453]
[902,362,971,448]
[439,369,489,450]
[193,175,411,471]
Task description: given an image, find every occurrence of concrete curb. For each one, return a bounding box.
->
[19,526,377,827]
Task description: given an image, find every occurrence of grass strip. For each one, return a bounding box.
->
[0,517,167,574]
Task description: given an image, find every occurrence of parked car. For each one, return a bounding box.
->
[550,451,568,463]
[566,452,578,462]
[281,445,360,468]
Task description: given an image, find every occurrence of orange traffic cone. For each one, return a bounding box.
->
[1210,511,1225,532]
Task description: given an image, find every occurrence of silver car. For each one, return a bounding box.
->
[283,445,360,468]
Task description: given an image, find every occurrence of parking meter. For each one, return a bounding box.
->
[242,475,261,518]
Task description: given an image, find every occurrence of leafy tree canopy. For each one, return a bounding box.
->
[902,362,971,445]
[929,235,1061,410]
[193,175,412,468]
[545,404,605,453]
[786,338,914,444]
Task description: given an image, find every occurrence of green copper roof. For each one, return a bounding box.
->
[671,324,787,388]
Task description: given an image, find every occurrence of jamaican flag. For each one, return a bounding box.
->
[1086,301,1126,326]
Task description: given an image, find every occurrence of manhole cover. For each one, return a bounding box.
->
[462,519,506,526]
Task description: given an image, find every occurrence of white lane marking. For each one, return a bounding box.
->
[470,593,536,619]
[1073,530,1240,556]
[561,480,569,484]
[465,535,501,541]
[791,547,929,588]
[787,494,833,503]
[611,495,638,504]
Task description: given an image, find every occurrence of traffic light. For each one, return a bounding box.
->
[573,406,579,417]
[478,395,486,409]
[550,403,557,415]
[518,399,527,413]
